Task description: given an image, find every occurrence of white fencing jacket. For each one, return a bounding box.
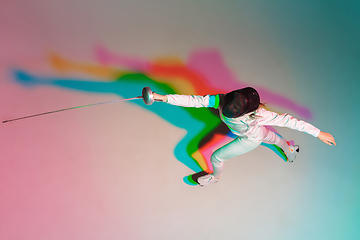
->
[166,94,320,139]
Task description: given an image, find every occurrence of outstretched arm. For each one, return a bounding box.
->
[257,108,336,146]
[257,108,321,137]
[153,93,168,102]
[153,93,220,109]
[317,131,336,146]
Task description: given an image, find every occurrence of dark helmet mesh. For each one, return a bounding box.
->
[221,87,260,118]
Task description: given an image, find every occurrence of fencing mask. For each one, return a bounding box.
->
[221,87,260,118]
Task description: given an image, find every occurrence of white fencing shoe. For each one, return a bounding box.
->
[284,145,300,162]
[197,174,218,187]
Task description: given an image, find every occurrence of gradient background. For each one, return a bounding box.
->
[1,1,359,239]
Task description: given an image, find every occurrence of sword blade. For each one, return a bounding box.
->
[2,96,142,124]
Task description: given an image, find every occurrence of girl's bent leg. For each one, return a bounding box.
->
[260,126,299,162]
[260,126,289,151]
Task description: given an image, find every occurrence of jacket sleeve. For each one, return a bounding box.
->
[256,108,320,137]
[166,94,220,109]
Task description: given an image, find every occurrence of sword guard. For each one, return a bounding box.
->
[142,86,154,105]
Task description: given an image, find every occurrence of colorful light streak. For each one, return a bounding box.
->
[12,47,312,185]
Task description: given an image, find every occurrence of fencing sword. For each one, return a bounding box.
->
[2,86,155,124]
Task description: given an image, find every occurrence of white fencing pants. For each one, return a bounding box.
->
[211,126,289,178]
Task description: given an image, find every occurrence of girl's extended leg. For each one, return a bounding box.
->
[210,137,262,178]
